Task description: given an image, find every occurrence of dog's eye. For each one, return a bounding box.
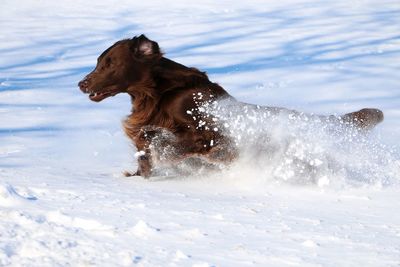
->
[99,57,113,70]
[105,57,112,67]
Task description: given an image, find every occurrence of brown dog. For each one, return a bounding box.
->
[79,34,384,178]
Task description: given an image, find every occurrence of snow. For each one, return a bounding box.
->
[1,0,400,266]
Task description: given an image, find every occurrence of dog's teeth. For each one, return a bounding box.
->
[94,93,98,96]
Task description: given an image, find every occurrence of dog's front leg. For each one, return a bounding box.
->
[123,147,152,178]
[129,127,165,178]
[135,150,153,178]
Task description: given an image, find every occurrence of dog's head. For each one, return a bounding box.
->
[79,34,161,102]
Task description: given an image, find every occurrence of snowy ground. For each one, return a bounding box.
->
[1,0,400,266]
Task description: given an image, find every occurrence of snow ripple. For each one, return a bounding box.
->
[0,183,37,207]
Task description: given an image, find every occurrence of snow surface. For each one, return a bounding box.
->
[1,0,400,266]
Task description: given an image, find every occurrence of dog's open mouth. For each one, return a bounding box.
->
[88,90,119,102]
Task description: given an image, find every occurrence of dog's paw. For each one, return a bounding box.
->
[123,170,141,177]
[123,170,152,179]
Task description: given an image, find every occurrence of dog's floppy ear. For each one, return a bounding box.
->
[131,34,161,57]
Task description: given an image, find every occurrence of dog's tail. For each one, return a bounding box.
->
[338,108,384,130]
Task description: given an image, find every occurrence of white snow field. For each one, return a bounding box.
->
[1,0,400,266]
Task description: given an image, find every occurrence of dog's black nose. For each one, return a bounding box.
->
[78,79,89,92]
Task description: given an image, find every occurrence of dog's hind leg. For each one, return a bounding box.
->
[198,137,239,166]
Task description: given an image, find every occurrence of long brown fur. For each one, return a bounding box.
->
[79,34,384,178]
